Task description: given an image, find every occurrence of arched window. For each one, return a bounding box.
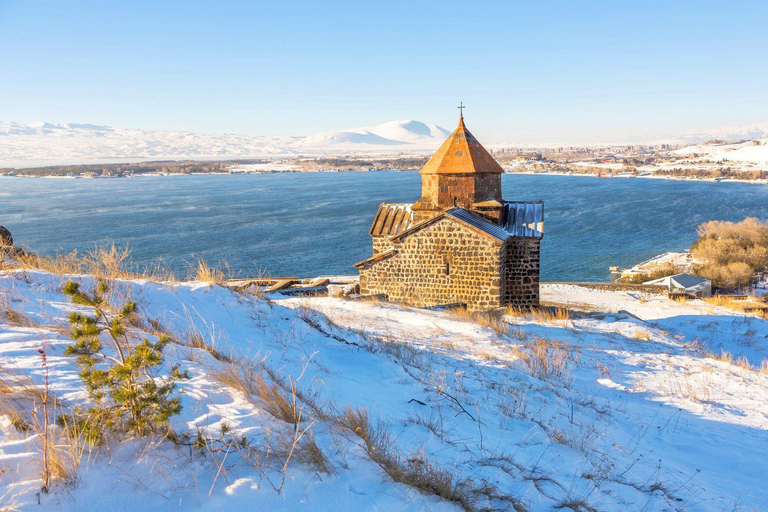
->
[453,197,458,207]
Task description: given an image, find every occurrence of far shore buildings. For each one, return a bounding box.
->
[355,114,543,310]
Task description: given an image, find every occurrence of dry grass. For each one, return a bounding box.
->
[0,296,39,328]
[506,306,572,328]
[555,499,598,512]
[664,368,711,403]
[213,361,303,425]
[688,342,768,374]
[3,242,177,282]
[210,359,332,485]
[705,295,768,319]
[288,431,331,473]
[632,329,651,341]
[338,407,479,511]
[497,386,528,424]
[189,258,233,284]
[450,308,509,336]
[513,337,574,383]
[0,365,82,490]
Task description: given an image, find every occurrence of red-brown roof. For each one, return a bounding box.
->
[419,117,504,175]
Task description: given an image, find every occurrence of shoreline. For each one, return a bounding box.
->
[2,168,767,185]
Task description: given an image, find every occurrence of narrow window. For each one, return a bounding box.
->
[445,262,450,276]
[453,197,458,207]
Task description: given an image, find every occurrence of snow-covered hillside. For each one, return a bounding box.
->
[673,139,768,166]
[2,269,768,511]
[0,120,449,167]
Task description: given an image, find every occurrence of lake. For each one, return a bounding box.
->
[2,172,768,281]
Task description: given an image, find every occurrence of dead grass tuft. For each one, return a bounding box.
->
[450,308,509,336]
[213,362,303,425]
[0,365,82,489]
[513,337,575,383]
[0,298,39,328]
[632,329,651,341]
[337,407,478,510]
[189,258,233,284]
[705,295,768,319]
[506,306,572,328]
[5,241,176,282]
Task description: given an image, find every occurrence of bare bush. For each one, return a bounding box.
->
[692,217,768,289]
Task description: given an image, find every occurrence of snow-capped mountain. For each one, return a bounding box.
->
[0,120,450,167]
[665,123,768,145]
[299,120,451,149]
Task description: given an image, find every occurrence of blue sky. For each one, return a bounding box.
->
[1,0,766,143]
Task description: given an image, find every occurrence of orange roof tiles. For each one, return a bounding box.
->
[419,117,504,175]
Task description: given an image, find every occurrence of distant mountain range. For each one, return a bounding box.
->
[3,119,768,168]
[299,120,450,148]
[0,120,451,167]
[662,123,768,145]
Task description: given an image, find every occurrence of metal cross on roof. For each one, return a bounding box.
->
[458,102,465,118]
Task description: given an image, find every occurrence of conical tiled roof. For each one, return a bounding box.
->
[419,117,504,175]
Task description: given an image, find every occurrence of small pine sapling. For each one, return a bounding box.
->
[59,280,187,444]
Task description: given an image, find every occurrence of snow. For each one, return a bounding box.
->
[297,120,450,149]
[2,273,768,511]
[673,139,768,166]
[0,120,449,168]
[665,123,768,145]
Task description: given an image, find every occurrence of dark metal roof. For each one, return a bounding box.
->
[445,208,511,242]
[502,202,544,238]
[369,203,414,237]
[670,274,710,288]
[644,273,710,289]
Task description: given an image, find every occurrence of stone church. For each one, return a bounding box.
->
[355,114,543,310]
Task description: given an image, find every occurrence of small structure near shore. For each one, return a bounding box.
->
[644,273,712,298]
[355,112,543,310]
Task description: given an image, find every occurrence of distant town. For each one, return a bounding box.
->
[2,138,767,182]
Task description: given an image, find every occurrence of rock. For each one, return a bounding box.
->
[0,225,25,258]
[327,283,361,298]
[342,283,360,296]
[0,226,12,247]
[327,284,345,298]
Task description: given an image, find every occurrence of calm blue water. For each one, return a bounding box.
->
[2,173,768,281]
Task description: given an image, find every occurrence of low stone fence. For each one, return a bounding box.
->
[541,282,668,295]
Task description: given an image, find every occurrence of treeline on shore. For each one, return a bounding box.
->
[295,157,428,172]
[620,217,768,290]
[1,159,270,177]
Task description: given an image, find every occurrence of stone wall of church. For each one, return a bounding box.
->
[417,173,502,211]
[371,237,393,255]
[501,239,540,308]
[473,173,502,202]
[359,219,504,310]
[419,174,476,209]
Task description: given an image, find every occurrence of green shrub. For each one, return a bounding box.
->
[59,280,187,444]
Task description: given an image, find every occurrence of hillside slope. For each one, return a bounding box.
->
[673,139,768,166]
[1,271,767,511]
